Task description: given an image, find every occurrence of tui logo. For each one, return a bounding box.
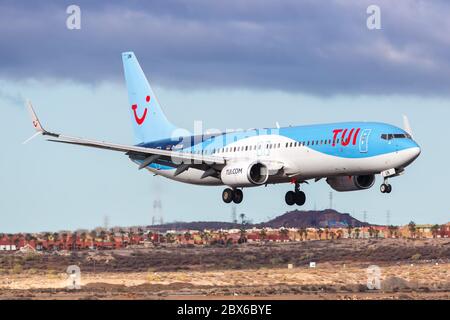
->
[131,95,150,125]
[332,128,361,146]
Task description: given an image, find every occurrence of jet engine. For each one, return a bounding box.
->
[221,161,269,187]
[326,174,375,192]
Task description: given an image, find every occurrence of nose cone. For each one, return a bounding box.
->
[411,139,421,156]
[408,146,421,160]
[401,142,421,167]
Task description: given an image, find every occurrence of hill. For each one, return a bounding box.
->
[148,209,368,232]
[257,209,368,228]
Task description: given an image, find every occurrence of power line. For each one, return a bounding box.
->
[231,205,237,223]
[153,199,163,225]
[103,215,109,230]
[329,192,333,209]
[151,177,164,225]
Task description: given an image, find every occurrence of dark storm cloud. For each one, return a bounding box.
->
[1,0,450,95]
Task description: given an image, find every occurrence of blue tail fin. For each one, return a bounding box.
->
[122,52,177,144]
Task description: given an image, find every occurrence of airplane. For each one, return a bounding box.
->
[26,51,421,206]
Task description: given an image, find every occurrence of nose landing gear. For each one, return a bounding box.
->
[222,188,244,204]
[380,178,392,193]
[285,181,306,206]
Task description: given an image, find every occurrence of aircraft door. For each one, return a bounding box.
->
[359,129,371,153]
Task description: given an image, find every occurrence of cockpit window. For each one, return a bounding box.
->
[381,133,412,140]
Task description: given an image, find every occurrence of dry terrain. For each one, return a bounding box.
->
[0,238,448,299]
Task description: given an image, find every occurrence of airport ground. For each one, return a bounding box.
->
[0,238,448,300]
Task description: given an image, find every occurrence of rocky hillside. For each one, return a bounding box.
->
[148,209,368,231]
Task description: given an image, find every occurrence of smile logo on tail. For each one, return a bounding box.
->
[131,95,150,125]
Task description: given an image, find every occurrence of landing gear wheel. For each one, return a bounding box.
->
[285,191,296,206]
[233,189,243,204]
[386,184,392,193]
[295,191,306,206]
[380,183,392,194]
[222,188,234,203]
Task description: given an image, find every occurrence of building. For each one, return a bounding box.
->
[440,223,450,238]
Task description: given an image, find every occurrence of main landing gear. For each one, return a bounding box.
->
[222,188,243,204]
[285,181,306,206]
[380,178,392,194]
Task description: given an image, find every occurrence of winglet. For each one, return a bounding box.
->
[26,100,45,133]
[23,100,59,144]
[402,114,414,138]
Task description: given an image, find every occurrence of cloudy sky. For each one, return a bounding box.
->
[0,0,449,232]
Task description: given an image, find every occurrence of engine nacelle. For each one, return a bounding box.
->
[221,161,269,187]
[326,174,375,192]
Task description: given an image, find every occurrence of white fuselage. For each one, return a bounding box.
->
[138,134,420,187]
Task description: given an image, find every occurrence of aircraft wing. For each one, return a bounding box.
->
[25,101,225,169]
